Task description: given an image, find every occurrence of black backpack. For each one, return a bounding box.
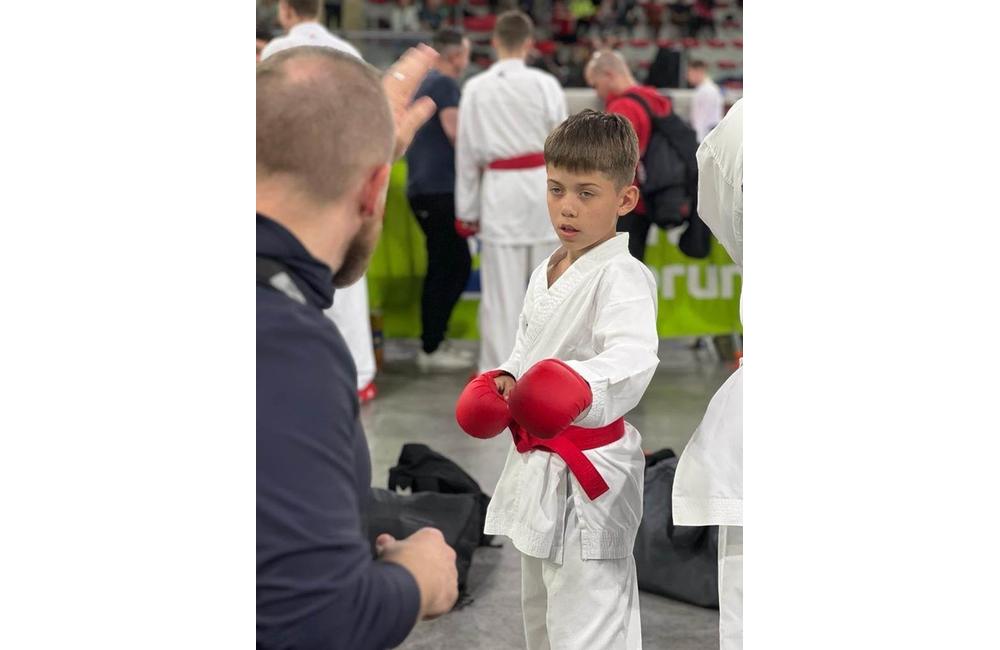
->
[625,92,711,259]
[634,448,720,608]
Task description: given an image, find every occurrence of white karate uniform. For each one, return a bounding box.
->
[672,99,743,650]
[259,21,363,61]
[455,58,567,372]
[261,31,375,392]
[324,276,376,391]
[485,234,659,650]
[691,77,725,143]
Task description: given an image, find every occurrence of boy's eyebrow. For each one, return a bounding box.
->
[546,178,565,186]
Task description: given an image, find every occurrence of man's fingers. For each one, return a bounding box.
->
[375,533,396,554]
[399,97,437,136]
[384,46,438,106]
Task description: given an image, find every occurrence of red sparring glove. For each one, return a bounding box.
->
[454,219,479,238]
[455,370,513,439]
[508,359,592,439]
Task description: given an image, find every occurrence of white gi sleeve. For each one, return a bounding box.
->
[695,99,743,267]
[455,84,484,222]
[564,282,659,428]
[543,75,568,131]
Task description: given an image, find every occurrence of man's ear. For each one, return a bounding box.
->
[359,163,392,219]
[618,185,640,216]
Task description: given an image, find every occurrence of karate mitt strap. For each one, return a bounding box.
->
[454,219,479,239]
[455,370,512,439]
[508,358,592,440]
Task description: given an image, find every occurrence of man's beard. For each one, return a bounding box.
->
[332,218,379,288]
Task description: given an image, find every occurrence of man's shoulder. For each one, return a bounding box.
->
[257,289,348,369]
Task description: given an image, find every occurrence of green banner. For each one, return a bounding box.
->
[367,162,741,339]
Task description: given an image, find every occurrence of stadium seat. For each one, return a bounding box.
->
[682,37,700,49]
[464,15,497,32]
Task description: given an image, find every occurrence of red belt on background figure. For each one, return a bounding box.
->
[487,152,546,170]
[508,418,625,500]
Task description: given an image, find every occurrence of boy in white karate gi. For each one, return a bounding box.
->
[456,110,659,650]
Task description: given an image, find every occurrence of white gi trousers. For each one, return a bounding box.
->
[718,525,743,650]
[520,485,642,650]
[324,274,376,390]
[478,241,556,373]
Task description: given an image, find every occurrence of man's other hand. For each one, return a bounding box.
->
[376,527,458,620]
[383,45,439,160]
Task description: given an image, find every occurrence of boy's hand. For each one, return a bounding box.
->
[494,373,516,400]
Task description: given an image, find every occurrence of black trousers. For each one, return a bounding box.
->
[408,193,472,354]
[617,211,654,262]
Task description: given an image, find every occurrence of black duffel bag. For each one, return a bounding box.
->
[634,448,719,608]
[365,487,484,594]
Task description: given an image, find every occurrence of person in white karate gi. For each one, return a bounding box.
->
[259,0,377,400]
[455,111,657,650]
[672,98,743,650]
[455,10,568,373]
[687,59,724,143]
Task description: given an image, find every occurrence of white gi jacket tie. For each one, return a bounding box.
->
[484,234,660,561]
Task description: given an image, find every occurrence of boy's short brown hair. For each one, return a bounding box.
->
[493,10,534,51]
[543,109,640,188]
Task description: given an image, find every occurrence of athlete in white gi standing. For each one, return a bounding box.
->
[672,99,743,650]
[456,111,657,649]
[455,10,568,373]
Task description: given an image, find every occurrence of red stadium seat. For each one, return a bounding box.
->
[718,60,738,70]
[732,38,743,48]
[468,0,489,5]
[536,40,557,56]
[474,55,493,68]
[656,39,677,49]
[629,38,651,47]
[464,15,497,32]
[638,61,652,69]
[707,38,726,48]
[682,37,700,48]
[722,20,742,29]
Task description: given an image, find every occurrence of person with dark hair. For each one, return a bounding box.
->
[455,10,567,374]
[260,0,362,60]
[405,29,474,371]
[256,26,273,62]
[456,109,657,649]
[585,49,673,261]
[257,46,459,649]
[687,58,723,142]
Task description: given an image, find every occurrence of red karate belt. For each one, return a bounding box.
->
[487,152,546,170]
[508,418,625,500]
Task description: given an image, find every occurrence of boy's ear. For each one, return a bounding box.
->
[618,185,640,216]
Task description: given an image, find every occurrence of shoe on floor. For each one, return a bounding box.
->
[417,346,473,372]
[358,381,377,404]
[439,340,475,362]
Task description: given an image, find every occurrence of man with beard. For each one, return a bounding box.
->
[257,45,458,649]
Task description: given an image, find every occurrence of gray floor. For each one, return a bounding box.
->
[361,339,733,650]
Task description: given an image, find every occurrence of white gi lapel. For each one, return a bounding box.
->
[521,234,631,352]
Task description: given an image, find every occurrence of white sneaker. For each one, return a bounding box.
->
[439,340,476,362]
[417,347,474,372]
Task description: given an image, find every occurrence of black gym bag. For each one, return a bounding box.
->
[634,449,720,608]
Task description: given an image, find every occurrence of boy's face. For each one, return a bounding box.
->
[546,165,639,255]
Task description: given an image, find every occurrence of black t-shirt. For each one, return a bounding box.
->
[405,70,461,197]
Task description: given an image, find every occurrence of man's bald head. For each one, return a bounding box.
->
[256,46,394,205]
[585,49,635,100]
